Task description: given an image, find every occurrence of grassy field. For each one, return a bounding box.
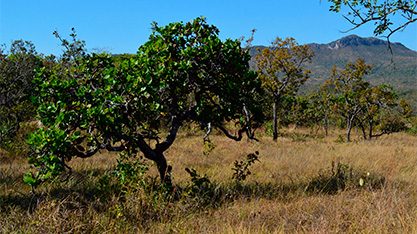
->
[1,128,417,233]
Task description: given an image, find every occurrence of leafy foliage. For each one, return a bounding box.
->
[0,40,42,153]
[232,151,260,182]
[26,18,264,186]
[323,59,409,141]
[326,59,372,141]
[255,37,313,140]
[53,28,87,63]
[328,0,417,42]
[112,154,149,190]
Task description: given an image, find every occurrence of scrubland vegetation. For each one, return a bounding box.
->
[1,128,417,233]
[1,1,417,232]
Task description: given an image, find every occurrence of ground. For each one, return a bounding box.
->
[1,128,416,233]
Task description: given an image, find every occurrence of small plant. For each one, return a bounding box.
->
[305,161,385,194]
[97,152,149,195]
[112,156,149,190]
[183,168,221,207]
[232,151,260,182]
[406,119,417,135]
[184,168,213,194]
[264,121,274,137]
[290,133,308,142]
[335,134,344,143]
[203,138,216,156]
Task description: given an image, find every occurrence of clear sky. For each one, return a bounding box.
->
[1,0,416,55]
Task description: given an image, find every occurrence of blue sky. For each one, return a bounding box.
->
[1,0,416,55]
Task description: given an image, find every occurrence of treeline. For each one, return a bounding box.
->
[254,37,414,142]
[0,18,415,185]
[262,58,414,142]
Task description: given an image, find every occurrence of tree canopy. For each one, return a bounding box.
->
[255,37,313,140]
[324,59,408,141]
[0,40,42,151]
[25,17,263,186]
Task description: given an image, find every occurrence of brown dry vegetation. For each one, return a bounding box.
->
[1,128,417,233]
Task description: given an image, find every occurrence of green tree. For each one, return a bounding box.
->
[325,59,407,141]
[0,40,42,152]
[327,0,416,43]
[326,59,372,142]
[357,84,399,139]
[53,27,86,64]
[295,92,334,135]
[255,37,313,141]
[25,18,263,186]
[317,85,335,136]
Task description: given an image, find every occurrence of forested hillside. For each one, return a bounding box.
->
[250,35,417,107]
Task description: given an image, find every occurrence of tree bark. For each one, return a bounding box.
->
[154,151,169,183]
[359,122,367,140]
[324,113,329,136]
[135,135,172,184]
[272,101,279,141]
[141,149,171,184]
[368,120,373,140]
[346,117,353,142]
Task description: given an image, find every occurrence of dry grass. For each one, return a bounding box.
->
[1,128,416,233]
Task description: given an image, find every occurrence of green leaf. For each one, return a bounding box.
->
[23,172,39,186]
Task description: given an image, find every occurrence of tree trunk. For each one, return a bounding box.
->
[142,149,171,184]
[368,120,373,140]
[324,113,329,136]
[346,118,353,142]
[360,123,367,140]
[272,101,279,141]
[155,151,169,183]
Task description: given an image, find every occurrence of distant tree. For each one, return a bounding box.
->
[255,37,313,141]
[327,0,417,44]
[325,59,372,142]
[282,90,336,136]
[398,98,413,118]
[0,40,42,151]
[356,84,398,139]
[317,85,335,136]
[25,18,264,186]
[325,59,408,141]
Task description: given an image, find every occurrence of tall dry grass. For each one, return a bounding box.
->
[0,128,416,233]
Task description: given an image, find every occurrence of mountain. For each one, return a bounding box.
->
[307,35,417,87]
[250,34,417,107]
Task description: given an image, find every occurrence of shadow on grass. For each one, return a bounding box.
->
[0,168,111,213]
[0,163,387,216]
[0,173,22,186]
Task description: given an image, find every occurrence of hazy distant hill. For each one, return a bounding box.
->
[250,35,417,107]
[307,35,417,88]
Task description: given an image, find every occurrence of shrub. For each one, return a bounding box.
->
[182,168,222,208]
[232,151,260,182]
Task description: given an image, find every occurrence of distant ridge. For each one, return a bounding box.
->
[307,35,416,88]
[250,34,417,108]
[325,34,404,49]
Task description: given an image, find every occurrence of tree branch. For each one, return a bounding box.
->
[216,124,245,141]
[155,116,181,153]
